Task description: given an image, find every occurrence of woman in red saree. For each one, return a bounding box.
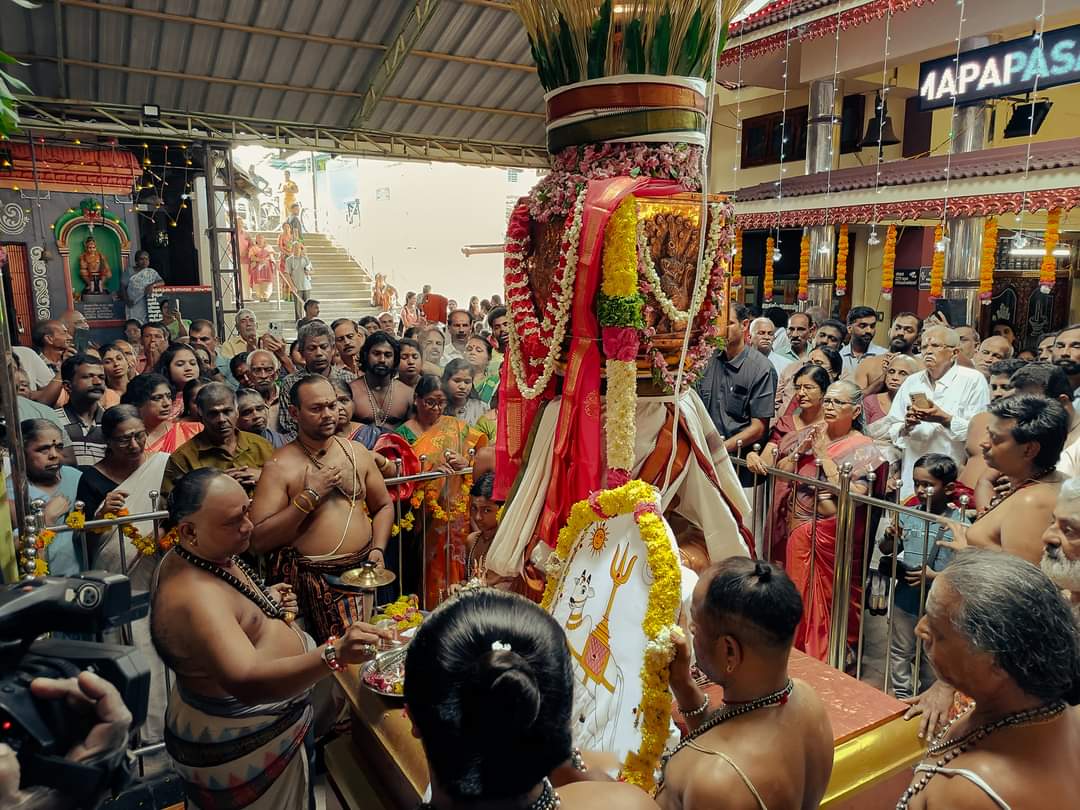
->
[746,364,830,563]
[120,372,203,455]
[395,375,488,607]
[777,380,886,662]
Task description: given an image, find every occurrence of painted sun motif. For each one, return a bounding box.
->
[590,523,608,556]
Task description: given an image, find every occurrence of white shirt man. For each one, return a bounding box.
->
[882,326,990,500]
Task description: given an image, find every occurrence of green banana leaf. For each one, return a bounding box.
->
[624,18,645,73]
[586,0,612,79]
[650,9,672,75]
[556,14,580,86]
[527,34,556,90]
[676,8,702,75]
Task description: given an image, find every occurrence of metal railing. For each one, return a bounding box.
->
[732,440,970,697]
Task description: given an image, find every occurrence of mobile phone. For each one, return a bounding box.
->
[268,321,283,339]
[74,327,92,353]
[911,392,931,409]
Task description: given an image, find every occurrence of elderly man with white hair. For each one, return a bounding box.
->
[219,309,260,359]
[881,325,990,500]
[748,316,775,358]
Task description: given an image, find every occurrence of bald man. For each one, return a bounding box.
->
[972,335,1013,380]
[880,326,990,500]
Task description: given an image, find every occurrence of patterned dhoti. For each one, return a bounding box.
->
[164,684,313,809]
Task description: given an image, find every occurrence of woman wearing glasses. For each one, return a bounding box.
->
[747,364,831,563]
[395,374,488,606]
[776,379,887,662]
[120,372,203,454]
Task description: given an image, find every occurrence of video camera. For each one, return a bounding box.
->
[0,571,150,797]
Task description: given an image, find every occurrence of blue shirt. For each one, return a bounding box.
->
[22,466,84,576]
[894,504,962,615]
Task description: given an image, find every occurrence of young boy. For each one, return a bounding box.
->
[466,472,502,580]
[879,453,964,699]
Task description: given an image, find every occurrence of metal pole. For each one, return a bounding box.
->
[310,151,319,233]
[0,297,30,541]
[419,454,428,610]
[883,501,902,694]
[443,467,452,601]
[827,463,855,670]
[394,458,403,601]
[855,472,876,681]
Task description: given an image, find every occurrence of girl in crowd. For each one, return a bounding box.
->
[778,380,886,662]
[21,419,82,576]
[180,377,212,424]
[747,364,831,563]
[100,341,131,400]
[155,343,201,418]
[400,291,422,332]
[442,359,487,426]
[121,373,202,454]
[397,338,423,388]
[404,590,656,810]
[248,233,275,303]
[467,296,483,322]
[396,375,488,606]
[464,336,499,405]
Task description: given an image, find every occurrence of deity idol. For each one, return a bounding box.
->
[79,236,112,295]
[485,0,757,789]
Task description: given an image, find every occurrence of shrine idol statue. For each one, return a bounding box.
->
[485,0,757,790]
[79,236,112,296]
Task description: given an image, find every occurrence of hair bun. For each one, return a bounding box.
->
[476,649,542,729]
[753,561,772,582]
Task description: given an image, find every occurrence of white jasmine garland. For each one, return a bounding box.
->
[637,203,724,326]
[507,187,587,400]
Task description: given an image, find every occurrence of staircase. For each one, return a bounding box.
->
[244,232,378,341]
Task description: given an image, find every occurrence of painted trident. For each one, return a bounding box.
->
[575,544,638,692]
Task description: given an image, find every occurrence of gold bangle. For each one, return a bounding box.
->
[292,497,312,515]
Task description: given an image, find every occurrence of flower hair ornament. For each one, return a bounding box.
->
[491,641,512,652]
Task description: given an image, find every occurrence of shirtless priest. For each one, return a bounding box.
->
[251,374,394,643]
[657,558,833,810]
[152,469,390,808]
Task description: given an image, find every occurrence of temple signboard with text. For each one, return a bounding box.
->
[919,24,1080,110]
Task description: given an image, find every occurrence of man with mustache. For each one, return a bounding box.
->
[332,318,363,377]
[251,375,394,644]
[1041,477,1080,614]
[276,322,356,438]
[854,311,923,395]
[57,352,109,465]
[162,383,275,495]
[350,331,409,430]
[1052,323,1080,406]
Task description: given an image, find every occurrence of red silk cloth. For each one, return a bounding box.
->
[494,177,686,547]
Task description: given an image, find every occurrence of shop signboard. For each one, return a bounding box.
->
[919,24,1080,110]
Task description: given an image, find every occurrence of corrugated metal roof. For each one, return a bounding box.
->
[735,137,1080,201]
[2,0,546,150]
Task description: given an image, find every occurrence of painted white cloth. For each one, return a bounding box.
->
[882,363,990,499]
[486,390,751,577]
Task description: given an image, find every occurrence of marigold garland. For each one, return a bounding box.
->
[730,229,743,288]
[19,529,55,576]
[978,218,998,303]
[763,236,775,302]
[798,231,810,302]
[881,224,897,301]
[540,480,681,792]
[602,198,640,298]
[929,224,945,301]
[834,224,849,297]
[65,509,85,530]
[1040,209,1061,294]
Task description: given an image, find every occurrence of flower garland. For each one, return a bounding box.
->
[414,474,472,524]
[1040,209,1061,294]
[19,529,55,577]
[601,197,645,482]
[100,509,174,556]
[539,480,682,792]
[730,229,743,289]
[929,224,945,301]
[881,224,897,301]
[526,143,703,223]
[978,217,998,304]
[389,509,416,537]
[798,231,810,302]
[65,509,85,530]
[505,188,587,400]
[763,236,775,303]
[637,202,723,325]
[834,224,849,297]
[645,211,731,392]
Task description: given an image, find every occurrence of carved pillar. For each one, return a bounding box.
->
[805,79,843,310]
